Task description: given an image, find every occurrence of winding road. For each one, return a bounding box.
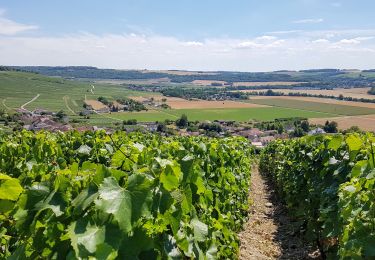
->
[20,94,40,110]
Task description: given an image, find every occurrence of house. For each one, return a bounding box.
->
[238,128,264,139]
[95,107,110,113]
[308,128,326,135]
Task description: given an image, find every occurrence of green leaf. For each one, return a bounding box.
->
[160,164,181,191]
[95,243,118,260]
[328,135,343,151]
[191,219,208,242]
[127,173,153,221]
[77,144,92,155]
[346,135,363,152]
[95,177,132,232]
[68,218,105,257]
[71,185,98,215]
[0,178,23,201]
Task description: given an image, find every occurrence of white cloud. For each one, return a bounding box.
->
[0,9,38,35]
[1,31,375,71]
[255,35,277,41]
[183,41,203,46]
[339,38,361,44]
[312,39,330,43]
[236,41,262,49]
[293,18,324,24]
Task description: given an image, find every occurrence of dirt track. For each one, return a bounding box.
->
[239,167,320,259]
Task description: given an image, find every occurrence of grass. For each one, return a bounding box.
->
[248,98,375,116]
[0,71,148,114]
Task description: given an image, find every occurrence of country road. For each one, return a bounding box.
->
[20,94,40,110]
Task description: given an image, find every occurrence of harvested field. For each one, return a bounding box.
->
[240,87,374,99]
[248,98,375,116]
[249,96,375,109]
[141,70,218,76]
[95,78,170,85]
[192,80,227,86]
[310,114,375,131]
[233,81,304,87]
[84,100,108,110]
[167,100,268,109]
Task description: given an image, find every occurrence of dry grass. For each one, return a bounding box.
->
[84,100,107,110]
[310,115,375,131]
[249,96,375,109]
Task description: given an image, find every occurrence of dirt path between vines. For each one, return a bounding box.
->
[239,166,321,260]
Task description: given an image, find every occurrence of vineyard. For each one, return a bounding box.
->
[1,129,374,259]
[259,133,375,259]
[0,131,252,259]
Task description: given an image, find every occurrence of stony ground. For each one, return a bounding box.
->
[239,167,321,260]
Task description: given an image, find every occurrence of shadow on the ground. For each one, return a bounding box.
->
[260,175,322,260]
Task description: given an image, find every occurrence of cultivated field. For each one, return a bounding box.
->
[84,99,107,110]
[89,107,336,124]
[232,81,304,87]
[310,114,375,131]
[130,95,267,109]
[240,87,374,99]
[141,70,218,76]
[248,97,375,115]
[192,80,304,87]
[249,96,375,108]
[166,100,267,109]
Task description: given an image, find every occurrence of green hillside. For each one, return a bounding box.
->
[0,71,146,114]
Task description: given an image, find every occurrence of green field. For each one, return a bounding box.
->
[87,107,336,124]
[248,98,375,116]
[0,71,150,114]
[3,71,374,125]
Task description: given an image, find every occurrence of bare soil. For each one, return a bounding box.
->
[239,167,320,260]
[310,114,375,131]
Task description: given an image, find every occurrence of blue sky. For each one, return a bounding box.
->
[1,0,375,71]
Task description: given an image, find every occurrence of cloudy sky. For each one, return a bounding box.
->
[1,0,375,71]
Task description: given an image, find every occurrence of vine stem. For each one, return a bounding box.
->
[109,134,136,164]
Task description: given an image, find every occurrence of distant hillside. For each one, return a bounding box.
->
[9,66,375,89]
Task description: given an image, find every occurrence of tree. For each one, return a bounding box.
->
[56,110,67,120]
[277,124,284,134]
[292,127,304,137]
[176,114,188,128]
[300,120,310,132]
[324,121,338,133]
[157,122,167,132]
